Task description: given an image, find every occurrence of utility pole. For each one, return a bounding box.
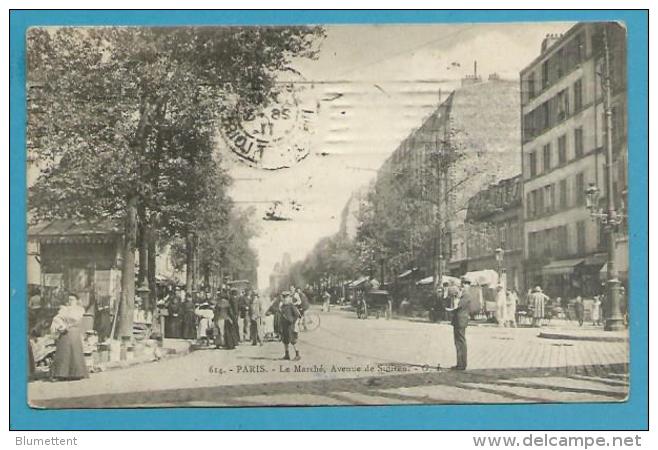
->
[601,25,624,331]
[433,132,445,292]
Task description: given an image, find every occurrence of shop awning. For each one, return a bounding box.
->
[416,275,461,286]
[28,219,122,244]
[397,268,417,279]
[599,263,629,279]
[463,270,499,286]
[582,253,607,269]
[542,258,584,275]
[348,276,369,288]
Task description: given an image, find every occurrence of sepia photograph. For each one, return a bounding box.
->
[23,20,630,409]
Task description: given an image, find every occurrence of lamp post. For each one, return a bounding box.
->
[495,246,504,287]
[584,25,626,331]
[585,182,624,331]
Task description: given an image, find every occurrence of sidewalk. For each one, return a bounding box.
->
[388,311,629,341]
[536,319,628,342]
[95,338,193,372]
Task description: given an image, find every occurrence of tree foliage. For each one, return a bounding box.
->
[27,26,325,224]
[26,26,325,333]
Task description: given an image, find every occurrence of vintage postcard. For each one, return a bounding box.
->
[24,21,630,409]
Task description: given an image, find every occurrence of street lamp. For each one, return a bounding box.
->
[495,247,504,286]
[584,25,627,331]
[585,183,626,331]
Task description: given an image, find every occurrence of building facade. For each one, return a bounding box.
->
[520,22,628,299]
[367,77,521,282]
[465,175,524,291]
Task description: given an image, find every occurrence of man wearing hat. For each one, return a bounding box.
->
[446,277,473,370]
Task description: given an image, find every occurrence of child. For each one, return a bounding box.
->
[279,291,301,361]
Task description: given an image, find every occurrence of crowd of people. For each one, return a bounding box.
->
[423,279,625,328]
[27,282,320,382]
[155,285,312,360]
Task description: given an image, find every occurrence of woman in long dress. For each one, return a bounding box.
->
[530,286,547,327]
[181,298,197,340]
[165,295,182,338]
[223,294,239,350]
[505,289,518,327]
[495,285,507,326]
[50,294,89,380]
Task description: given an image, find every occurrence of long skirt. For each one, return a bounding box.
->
[250,318,263,344]
[51,326,89,380]
[93,309,112,342]
[223,320,239,349]
[165,316,182,338]
[213,319,225,347]
[182,315,197,340]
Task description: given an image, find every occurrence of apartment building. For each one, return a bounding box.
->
[520,22,627,299]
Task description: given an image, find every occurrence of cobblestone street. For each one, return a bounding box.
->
[29,307,629,408]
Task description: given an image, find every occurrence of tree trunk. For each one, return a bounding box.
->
[185,231,194,296]
[137,205,148,286]
[192,233,200,292]
[118,195,138,338]
[147,226,157,311]
[203,263,210,290]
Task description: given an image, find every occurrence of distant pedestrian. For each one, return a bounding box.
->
[294,288,310,330]
[322,290,331,312]
[399,297,411,316]
[279,291,301,360]
[574,296,585,327]
[50,294,89,381]
[235,290,247,342]
[495,284,507,327]
[181,295,197,340]
[529,286,547,327]
[448,279,472,370]
[225,289,241,349]
[505,289,518,328]
[591,296,602,326]
[195,300,214,344]
[165,291,182,339]
[250,292,264,346]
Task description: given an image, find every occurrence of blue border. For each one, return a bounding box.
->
[9,10,648,430]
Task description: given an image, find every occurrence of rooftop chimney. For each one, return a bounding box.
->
[541,33,563,54]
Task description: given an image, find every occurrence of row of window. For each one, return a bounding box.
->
[526,127,584,178]
[527,221,587,259]
[523,78,584,142]
[526,172,586,219]
[524,31,585,102]
[466,220,522,258]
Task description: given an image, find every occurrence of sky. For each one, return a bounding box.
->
[219,22,575,290]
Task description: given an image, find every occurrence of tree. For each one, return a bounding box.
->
[27,26,324,338]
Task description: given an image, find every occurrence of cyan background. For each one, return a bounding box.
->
[9,9,648,430]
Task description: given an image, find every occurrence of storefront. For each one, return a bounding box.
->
[28,220,124,339]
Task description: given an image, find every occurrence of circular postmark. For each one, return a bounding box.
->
[219,80,316,170]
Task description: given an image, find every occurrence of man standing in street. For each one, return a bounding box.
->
[238,290,250,342]
[447,278,472,371]
[322,290,331,312]
[249,291,264,346]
